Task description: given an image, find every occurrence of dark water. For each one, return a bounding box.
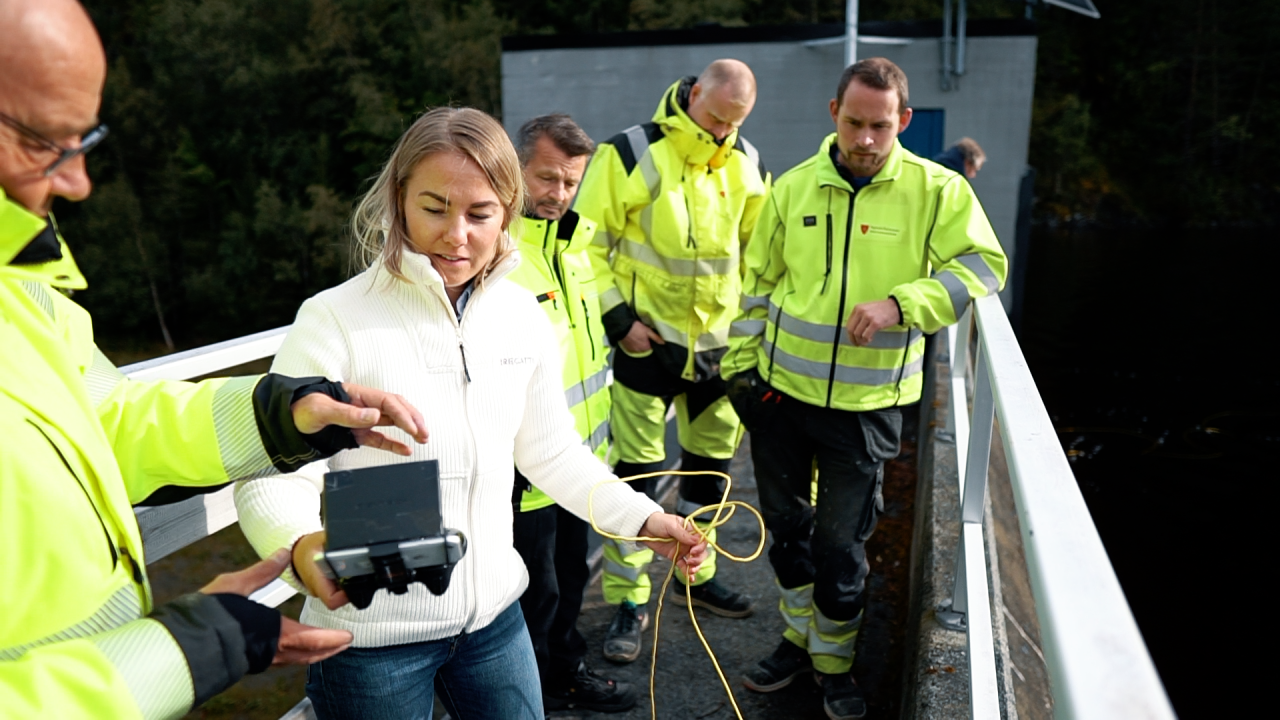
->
[1019,227,1279,717]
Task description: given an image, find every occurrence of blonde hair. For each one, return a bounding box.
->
[351,107,523,283]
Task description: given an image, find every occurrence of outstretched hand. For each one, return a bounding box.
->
[199,549,353,666]
[640,512,709,580]
[291,382,428,455]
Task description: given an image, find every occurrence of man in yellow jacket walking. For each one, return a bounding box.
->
[575,59,770,663]
[1,2,426,717]
[723,58,1007,720]
[507,114,635,712]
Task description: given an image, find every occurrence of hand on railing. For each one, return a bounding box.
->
[200,548,353,666]
[845,298,902,346]
[292,382,429,455]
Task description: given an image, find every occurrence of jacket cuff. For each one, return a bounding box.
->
[150,593,254,706]
[211,595,282,674]
[252,374,359,472]
[601,304,639,345]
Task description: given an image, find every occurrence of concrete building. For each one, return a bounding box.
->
[501,20,1037,312]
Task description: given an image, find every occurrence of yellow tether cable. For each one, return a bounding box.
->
[588,469,767,720]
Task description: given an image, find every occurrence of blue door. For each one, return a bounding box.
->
[898,108,944,158]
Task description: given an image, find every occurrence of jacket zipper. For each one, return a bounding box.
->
[27,419,125,577]
[581,297,597,362]
[827,190,856,408]
[822,189,834,294]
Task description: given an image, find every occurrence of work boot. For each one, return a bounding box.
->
[742,640,812,692]
[817,671,867,720]
[544,661,638,712]
[670,578,755,618]
[602,600,650,663]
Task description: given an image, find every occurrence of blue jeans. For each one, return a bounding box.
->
[306,602,542,720]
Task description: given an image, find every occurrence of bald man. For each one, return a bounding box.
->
[574,59,770,663]
[0,1,430,717]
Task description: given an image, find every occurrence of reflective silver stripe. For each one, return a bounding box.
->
[781,604,809,637]
[762,340,925,387]
[623,125,662,201]
[584,364,610,399]
[768,300,922,349]
[0,584,142,660]
[603,556,645,583]
[813,608,862,636]
[565,384,586,409]
[212,376,283,480]
[778,582,814,613]
[649,315,728,351]
[600,286,625,312]
[587,417,610,451]
[935,270,971,322]
[863,328,924,350]
[808,609,862,659]
[85,348,128,407]
[956,253,1000,293]
[616,237,736,277]
[19,280,55,318]
[808,633,856,659]
[740,294,770,312]
[730,319,766,338]
[92,617,195,718]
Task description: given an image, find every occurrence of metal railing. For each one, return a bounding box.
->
[936,294,1175,719]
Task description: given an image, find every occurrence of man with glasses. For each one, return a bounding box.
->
[1,1,432,717]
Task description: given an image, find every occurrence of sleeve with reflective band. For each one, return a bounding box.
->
[576,141,644,344]
[888,174,1007,333]
[721,190,787,381]
[1,615,194,720]
[90,351,275,504]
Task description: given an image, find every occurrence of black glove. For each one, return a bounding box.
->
[725,368,783,432]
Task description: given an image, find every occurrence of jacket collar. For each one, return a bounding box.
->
[814,133,905,193]
[394,238,521,303]
[518,209,590,253]
[651,77,738,170]
[0,189,87,289]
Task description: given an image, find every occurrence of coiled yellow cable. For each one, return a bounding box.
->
[587,469,767,720]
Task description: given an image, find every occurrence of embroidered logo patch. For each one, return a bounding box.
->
[860,224,901,237]
[803,215,817,227]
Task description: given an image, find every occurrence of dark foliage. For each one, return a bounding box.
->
[58,0,1277,355]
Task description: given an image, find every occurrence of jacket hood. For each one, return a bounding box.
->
[0,189,87,290]
[652,76,738,169]
[814,133,906,193]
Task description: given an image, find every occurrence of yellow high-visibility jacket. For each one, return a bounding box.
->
[507,211,611,512]
[721,135,1007,411]
[575,76,770,382]
[0,190,322,719]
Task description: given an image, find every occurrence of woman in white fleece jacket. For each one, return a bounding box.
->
[234,108,704,720]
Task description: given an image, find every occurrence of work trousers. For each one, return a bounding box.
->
[602,348,742,602]
[512,496,590,689]
[749,388,901,671]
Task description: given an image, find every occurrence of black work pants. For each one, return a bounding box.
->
[749,393,902,622]
[512,499,590,688]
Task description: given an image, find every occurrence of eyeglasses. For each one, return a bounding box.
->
[0,112,109,177]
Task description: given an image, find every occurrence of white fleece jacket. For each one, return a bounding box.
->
[234,249,661,647]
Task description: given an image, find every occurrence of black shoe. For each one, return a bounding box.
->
[742,640,812,692]
[817,672,867,719]
[671,578,755,618]
[544,662,638,713]
[602,601,650,663]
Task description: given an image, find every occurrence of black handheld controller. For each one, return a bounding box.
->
[316,460,467,610]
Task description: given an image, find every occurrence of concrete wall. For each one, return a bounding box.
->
[502,30,1037,308]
